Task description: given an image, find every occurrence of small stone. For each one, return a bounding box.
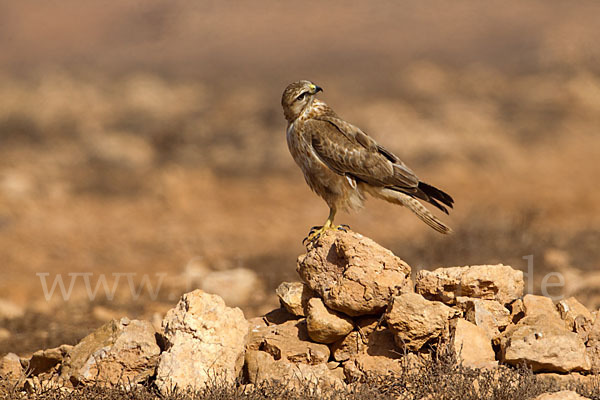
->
[456,297,511,340]
[29,344,72,375]
[246,319,330,365]
[450,319,497,369]
[0,353,23,382]
[557,297,593,338]
[385,292,457,351]
[276,281,316,317]
[61,318,159,386]
[522,294,558,318]
[499,314,590,372]
[415,264,523,306]
[306,297,354,344]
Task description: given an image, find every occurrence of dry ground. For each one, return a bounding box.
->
[1,0,600,362]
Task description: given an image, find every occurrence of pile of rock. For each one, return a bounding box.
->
[1,229,599,396]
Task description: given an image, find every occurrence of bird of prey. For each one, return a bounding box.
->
[281,80,454,242]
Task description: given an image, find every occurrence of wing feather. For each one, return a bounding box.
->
[306,116,419,190]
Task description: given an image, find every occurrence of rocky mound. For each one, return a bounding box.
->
[2,230,599,398]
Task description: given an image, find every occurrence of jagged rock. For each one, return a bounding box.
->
[156,290,248,393]
[245,350,344,391]
[499,314,590,372]
[456,297,511,340]
[0,353,23,383]
[557,297,593,339]
[415,264,523,306]
[61,318,159,387]
[509,298,525,323]
[297,230,411,316]
[306,297,354,344]
[522,294,558,318]
[246,319,330,364]
[28,344,72,375]
[533,391,590,400]
[585,312,600,373]
[385,292,457,351]
[450,319,497,369]
[276,281,316,317]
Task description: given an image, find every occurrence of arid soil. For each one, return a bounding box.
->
[1,0,600,358]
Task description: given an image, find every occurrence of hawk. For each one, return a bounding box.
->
[281,80,454,242]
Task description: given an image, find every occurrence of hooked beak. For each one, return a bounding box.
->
[310,84,323,94]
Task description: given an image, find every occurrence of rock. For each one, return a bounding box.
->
[0,298,24,320]
[343,352,403,380]
[28,344,72,375]
[522,294,558,318]
[585,312,600,373]
[330,317,380,362]
[509,298,525,323]
[385,292,457,351]
[156,290,248,393]
[557,297,593,338]
[0,353,23,382]
[245,350,344,391]
[533,391,590,400]
[415,264,523,306]
[499,314,590,372]
[456,297,511,340]
[276,281,315,317]
[450,319,497,369]
[246,319,330,365]
[61,317,159,387]
[201,268,265,307]
[306,297,354,344]
[297,230,411,316]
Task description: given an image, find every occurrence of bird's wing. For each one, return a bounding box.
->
[307,115,419,190]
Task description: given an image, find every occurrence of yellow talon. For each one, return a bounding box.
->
[302,208,350,245]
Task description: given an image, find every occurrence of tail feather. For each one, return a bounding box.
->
[415,182,454,215]
[369,187,453,234]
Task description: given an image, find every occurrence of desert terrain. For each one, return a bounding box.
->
[0,0,599,371]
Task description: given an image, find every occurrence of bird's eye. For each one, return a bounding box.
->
[296,92,307,101]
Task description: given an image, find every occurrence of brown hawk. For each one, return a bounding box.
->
[281,80,454,242]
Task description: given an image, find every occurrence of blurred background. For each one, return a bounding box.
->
[1,0,599,355]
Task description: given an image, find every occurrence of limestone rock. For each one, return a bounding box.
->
[245,350,344,391]
[385,292,457,351]
[276,281,316,317]
[584,312,600,373]
[246,319,329,365]
[0,353,23,383]
[330,317,380,362]
[28,344,72,375]
[533,391,590,400]
[499,314,590,372]
[451,319,497,369]
[415,264,523,306]
[156,290,249,393]
[522,294,558,318]
[61,318,159,387]
[306,297,354,344]
[456,297,511,340]
[557,297,593,338]
[297,230,411,316]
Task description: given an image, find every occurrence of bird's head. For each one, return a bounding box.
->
[281,80,323,122]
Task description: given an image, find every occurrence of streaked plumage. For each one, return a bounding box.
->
[281,80,454,236]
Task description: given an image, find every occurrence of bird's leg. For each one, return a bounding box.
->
[302,208,351,244]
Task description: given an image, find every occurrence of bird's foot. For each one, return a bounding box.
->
[302,224,351,245]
